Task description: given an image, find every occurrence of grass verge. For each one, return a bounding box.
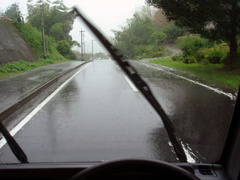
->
[149,57,240,91]
[0,59,69,78]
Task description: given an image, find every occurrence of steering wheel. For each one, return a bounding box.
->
[69,159,199,180]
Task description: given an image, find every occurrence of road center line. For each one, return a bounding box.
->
[124,75,138,92]
[0,63,91,149]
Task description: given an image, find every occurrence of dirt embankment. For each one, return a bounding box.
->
[0,20,39,64]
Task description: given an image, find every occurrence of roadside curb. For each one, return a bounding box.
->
[0,61,90,122]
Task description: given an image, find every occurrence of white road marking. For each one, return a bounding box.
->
[0,63,91,149]
[124,75,138,92]
[138,62,236,100]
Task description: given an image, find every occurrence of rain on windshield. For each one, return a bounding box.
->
[0,0,239,163]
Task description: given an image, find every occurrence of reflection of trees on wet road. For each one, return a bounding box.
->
[58,79,81,109]
[131,61,235,163]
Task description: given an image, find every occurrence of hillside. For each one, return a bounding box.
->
[0,19,39,64]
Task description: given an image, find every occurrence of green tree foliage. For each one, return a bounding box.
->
[176,35,210,56]
[3,1,77,60]
[150,31,167,44]
[113,7,166,58]
[57,40,70,57]
[14,22,63,59]
[49,23,65,41]
[28,1,74,43]
[3,3,22,23]
[27,0,76,58]
[147,0,240,64]
[161,23,188,43]
[175,35,229,64]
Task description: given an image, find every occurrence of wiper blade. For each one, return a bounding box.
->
[0,122,28,163]
[74,8,187,162]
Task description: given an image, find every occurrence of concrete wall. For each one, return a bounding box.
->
[0,20,39,64]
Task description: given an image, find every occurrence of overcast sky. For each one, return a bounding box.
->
[0,0,146,53]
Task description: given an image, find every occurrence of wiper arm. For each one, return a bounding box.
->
[0,122,28,163]
[74,8,187,162]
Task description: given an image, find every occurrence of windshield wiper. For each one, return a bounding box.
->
[0,121,28,163]
[74,8,187,162]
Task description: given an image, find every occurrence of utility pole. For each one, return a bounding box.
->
[79,29,84,60]
[83,43,85,56]
[41,3,47,59]
[92,40,94,61]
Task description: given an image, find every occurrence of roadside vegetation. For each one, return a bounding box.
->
[112,7,187,59]
[0,1,80,78]
[150,34,240,90]
[0,59,69,78]
[150,57,240,90]
[113,2,240,91]
[1,1,78,60]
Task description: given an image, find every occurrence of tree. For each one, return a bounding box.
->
[161,23,188,43]
[27,0,75,45]
[57,40,70,56]
[27,0,76,59]
[147,0,240,65]
[113,6,161,58]
[49,23,65,41]
[4,3,22,23]
[152,9,170,30]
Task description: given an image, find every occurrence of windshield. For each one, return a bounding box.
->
[0,0,239,164]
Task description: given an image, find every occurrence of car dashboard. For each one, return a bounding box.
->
[0,161,231,180]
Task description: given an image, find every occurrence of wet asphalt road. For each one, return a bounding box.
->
[0,61,84,113]
[0,60,236,163]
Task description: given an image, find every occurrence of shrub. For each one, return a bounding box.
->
[150,51,165,58]
[57,40,71,57]
[172,55,183,61]
[196,49,208,62]
[66,50,77,60]
[176,35,209,56]
[205,48,228,64]
[201,58,210,65]
[149,32,167,44]
[183,56,197,64]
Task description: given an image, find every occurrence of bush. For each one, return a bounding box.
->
[172,55,184,61]
[149,32,167,44]
[57,40,71,57]
[196,49,208,62]
[66,50,77,60]
[196,44,229,64]
[201,58,210,65]
[176,35,209,56]
[150,51,165,58]
[205,48,228,64]
[183,56,197,64]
